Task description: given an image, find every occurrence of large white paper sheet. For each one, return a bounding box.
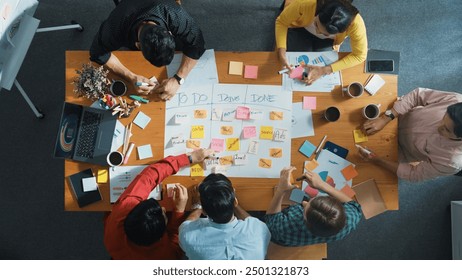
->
[291,102,314,138]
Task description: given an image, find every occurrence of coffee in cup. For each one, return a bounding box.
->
[343,82,364,98]
[324,106,340,122]
[110,80,127,97]
[363,104,381,120]
[107,151,124,167]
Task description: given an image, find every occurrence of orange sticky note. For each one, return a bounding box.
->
[269,148,283,158]
[258,158,272,169]
[341,164,359,180]
[194,109,207,119]
[220,126,234,135]
[244,65,258,79]
[304,160,319,171]
[190,163,204,177]
[229,61,243,75]
[186,139,201,149]
[226,138,240,151]
[270,111,284,120]
[340,184,356,198]
[191,125,205,139]
[260,126,273,140]
[219,155,233,165]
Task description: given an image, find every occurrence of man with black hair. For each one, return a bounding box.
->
[179,173,271,260]
[265,167,362,246]
[90,0,205,99]
[360,88,462,182]
[104,148,213,259]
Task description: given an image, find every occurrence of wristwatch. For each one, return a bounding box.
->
[173,74,185,85]
[384,109,395,120]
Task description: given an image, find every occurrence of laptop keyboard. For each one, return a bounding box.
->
[75,111,102,158]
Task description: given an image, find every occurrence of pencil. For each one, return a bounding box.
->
[123,142,135,165]
[123,122,132,154]
[314,135,327,157]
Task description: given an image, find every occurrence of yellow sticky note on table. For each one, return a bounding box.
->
[226,138,240,151]
[186,139,201,149]
[270,111,284,120]
[219,155,234,165]
[260,126,273,140]
[190,163,204,177]
[229,61,244,75]
[191,125,205,139]
[353,129,368,143]
[97,169,108,184]
[220,126,234,135]
[194,110,207,119]
[269,148,283,158]
[259,158,272,169]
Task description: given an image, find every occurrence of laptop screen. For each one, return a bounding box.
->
[54,102,82,159]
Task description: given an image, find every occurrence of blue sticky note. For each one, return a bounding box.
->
[299,140,316,158]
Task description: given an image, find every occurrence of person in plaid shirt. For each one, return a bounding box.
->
[265,167,362,246]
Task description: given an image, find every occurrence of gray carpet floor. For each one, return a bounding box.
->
[0,0,461,259]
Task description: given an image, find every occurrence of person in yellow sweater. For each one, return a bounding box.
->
[276,0,367,84]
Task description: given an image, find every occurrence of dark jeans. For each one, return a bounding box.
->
[287,28,334,52]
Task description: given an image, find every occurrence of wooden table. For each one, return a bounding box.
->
[65,50,398,212]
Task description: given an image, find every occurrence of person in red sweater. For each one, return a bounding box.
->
[104,148,213,259]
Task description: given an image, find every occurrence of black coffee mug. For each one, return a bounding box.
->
[110,80,127,97]
[324,106,340,122]
[107,151,124,167]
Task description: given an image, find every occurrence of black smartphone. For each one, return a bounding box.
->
[368,59,394,72]
[323,141,349,159]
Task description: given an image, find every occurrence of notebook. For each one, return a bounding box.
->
[352,178,387,219]
[68,168,102,208]
[364,74,385,95]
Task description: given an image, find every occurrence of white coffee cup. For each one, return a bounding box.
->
[363,103,381,120]
[107,151,124,167]
[343,82,364,98]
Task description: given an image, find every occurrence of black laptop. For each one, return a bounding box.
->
[54,102,117,166]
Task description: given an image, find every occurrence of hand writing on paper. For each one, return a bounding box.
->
[277,48,293,75]
[173,184,188,212]
[153,77,180,101]
[301,170,328,192]
[276,166,297,194]
[189,148,215,164]
[303,65,332,85]
[131,74,157,95]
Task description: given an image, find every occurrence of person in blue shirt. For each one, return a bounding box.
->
[179,173,271,260]
[265,166,362,246]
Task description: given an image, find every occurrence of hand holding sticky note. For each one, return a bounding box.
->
[289,66,305,80]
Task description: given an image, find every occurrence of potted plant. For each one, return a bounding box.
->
[72,63,110,100]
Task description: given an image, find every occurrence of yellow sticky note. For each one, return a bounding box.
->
[219,155,234,165]
[186,139,201,149]
[194,109,207,119]
[190,163,204,177]
[353,129,368,143]
[304,159,319,171]
[270,111,284,120]
[191,125,205,139]
[229,61,244,75]
[269,148,283,158]
[260,126,273,140]
[220,126,234,135]
[97,169,108,184]
[226,138,240,151]
[259,158,272,169]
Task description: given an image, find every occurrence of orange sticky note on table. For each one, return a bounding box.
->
[269,148,283,158]
[341,164,359,180]
[191,125,205,139]
[304,159,319,171]
[289,66,304,79]
[194,109,207,119]
[270,111,284,120]
[226,138,240,151]
[220,126,234,135]
[229,61,243,75]
[258,158,272,169]
[340,184,356,198]
[186,139,201,149]
[353,129,368,143]
[260,126,273,140]
[244,65,258,79]
[219,155,233,165]
[190,163,204,177]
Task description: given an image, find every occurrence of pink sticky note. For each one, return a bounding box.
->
[242,126,257,139]
[289,66,305,80]
[210,138,225,152]
[244,65,258,79]
[235,106,250,120]
[303,96,316,110]
[304,185,319,198]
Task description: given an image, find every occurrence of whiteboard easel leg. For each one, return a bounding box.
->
[14,80,44,119]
